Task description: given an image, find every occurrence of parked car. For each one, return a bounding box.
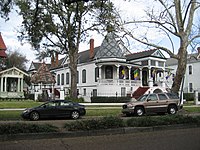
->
[21,100,86,121]
[122,93,182,116]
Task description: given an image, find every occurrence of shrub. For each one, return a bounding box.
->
[91,96,132,103]
[65,96,84,103]
[64,116,125,131]
[183,93,194,101]
[126,115,200,127]
[0,123,58,135]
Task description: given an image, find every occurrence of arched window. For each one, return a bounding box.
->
[189,65,192,75]
[82,69,86,83]
[61,73,64,85]
[66,73,69,84]
[57,74,60,85]
[105,66,113,79]
[95,67,99,82]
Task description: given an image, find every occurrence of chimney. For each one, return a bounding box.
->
[51,52,55,67]
[90,39,94,59]
[55,52,59,66]
[197,47,200,54]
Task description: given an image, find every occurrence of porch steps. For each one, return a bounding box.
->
[132,87,149,99]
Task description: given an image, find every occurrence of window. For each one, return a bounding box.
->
[93,89,97,97]
[189,83,193,92]
[189,65,192,75]
[166,93,179,99]
[61,73,64,85]
[83,88,86,96]
[151,60,156,66]
[148,94,158,101]
[77,71,79,83]
[141,60,148,66]
[158,93,168,100]
[82,69,86,83]
[105,66,113,79]
[95,67,99,82]
[66,73,69,84]
[158,61,164,67]
[57,74,60,85]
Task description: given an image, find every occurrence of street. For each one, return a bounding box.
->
[0,127,199,150]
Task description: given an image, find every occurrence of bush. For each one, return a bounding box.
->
[126,115,200,127]
[183,93,194,101]
[65,96,84,103]
[64,116,125,131]
[0,123,58,135]
[91,96,132,103]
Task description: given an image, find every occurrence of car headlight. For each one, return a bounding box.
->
[127,104,134,108]
[23,109,31,113]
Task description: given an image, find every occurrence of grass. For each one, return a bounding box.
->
[0,100,42,109]
[0,110,22,120]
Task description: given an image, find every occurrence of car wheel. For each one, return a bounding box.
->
[168,105,177,115]
[135,107,144,116]
[71,111,80,119]
[30,111,40,121]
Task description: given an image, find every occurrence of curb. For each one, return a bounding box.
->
[0,124,200,142]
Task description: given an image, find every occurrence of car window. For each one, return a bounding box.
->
[148,94,158,101]
[166,93,179,99]
[46,102,56,107]
[60,101,70,106]
[158,93,168,100]
[137,95,148,101]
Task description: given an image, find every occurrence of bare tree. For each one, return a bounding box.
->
[120,0,200,93]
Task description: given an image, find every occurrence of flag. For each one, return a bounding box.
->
[134,69,139,80]
[152,69,156,77]
[166,71,172,80]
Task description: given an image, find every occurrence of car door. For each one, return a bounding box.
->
[145,94,159,113]
[39,101,58,118]
[157,93,169,112]
[56,101,74,117]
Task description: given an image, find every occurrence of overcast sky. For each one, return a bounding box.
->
[0,0,177,69]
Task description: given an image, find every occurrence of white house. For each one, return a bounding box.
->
[51,32,172,102]
[166,48,200,94]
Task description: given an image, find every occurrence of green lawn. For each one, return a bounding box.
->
[0,100,43,109]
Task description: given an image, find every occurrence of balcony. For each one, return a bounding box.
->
[98,79,141,87]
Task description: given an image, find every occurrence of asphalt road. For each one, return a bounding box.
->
[0,128,199,150]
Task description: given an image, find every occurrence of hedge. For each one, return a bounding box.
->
[91,96,132,103]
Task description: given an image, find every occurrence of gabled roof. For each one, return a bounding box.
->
[31,62,55,84]
[0,33,6,50]
[28,62,51,72]
[0,66,28,76]
[126,49,166,61]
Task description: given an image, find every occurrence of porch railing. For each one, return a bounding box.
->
[98,79,141,86]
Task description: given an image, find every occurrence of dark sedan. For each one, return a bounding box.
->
[21,100,86,121]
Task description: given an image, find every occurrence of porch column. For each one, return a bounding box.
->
[21,78,23,92]
[18,78,20,92]
[4,77,7,92]
[116,65,119,79]
[148,68,151,80]
[140,69,142,86]
[98,65,102,80]
[128,66,131,80]
[1,77,3,92]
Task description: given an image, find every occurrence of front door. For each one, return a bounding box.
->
[142,70,148,86]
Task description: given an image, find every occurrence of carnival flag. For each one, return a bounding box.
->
[134,69,139,80]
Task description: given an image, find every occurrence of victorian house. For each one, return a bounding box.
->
[50,32,172,102]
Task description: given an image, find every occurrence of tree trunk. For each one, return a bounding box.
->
[69,47,78,99]
[171,46,187,93]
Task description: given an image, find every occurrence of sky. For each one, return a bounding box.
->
[0,0,181,69]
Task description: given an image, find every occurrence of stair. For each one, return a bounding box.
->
[132,87,149,99]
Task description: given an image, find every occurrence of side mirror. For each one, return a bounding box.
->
[147,98,151,102]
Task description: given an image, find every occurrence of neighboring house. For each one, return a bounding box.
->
[0,33,29,99]
[49,32,172,102]
[28,62,57,100]
[166,48,200,94]
[0,67,28,98]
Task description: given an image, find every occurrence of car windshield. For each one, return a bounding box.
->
[137,94,148,101]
